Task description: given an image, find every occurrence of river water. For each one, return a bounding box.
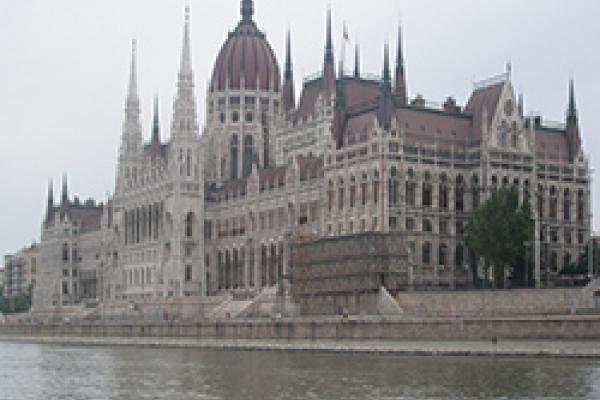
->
[0,342,599,400]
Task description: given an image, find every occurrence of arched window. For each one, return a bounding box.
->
[388,167,399,206]
[471,175,480,209]
[455,245,464,267]
[263,129,270,168]
[405,169,415,207]
[373,170,380,204]
[422,172,432,208]
[124,211,129,244]
[338,178,345,211]
[564,253,571,270]
[438,244,447,266]
[350,176,357,208]
[549,186,558,220]
[185,212,194,238]
[62,243,69,262]
[577,190,585,222]
[230,135,239,179]
[361,172,368,206]
[563,189,571,221]
[327,180,334,212]
[550,251,558,272]
[423,219,433,232]
[243,135,253,177]
[455,175,464,212]
[537,185,545,218]
[186,149,192,177]
[439,174,449,210]
[422,242,431,265]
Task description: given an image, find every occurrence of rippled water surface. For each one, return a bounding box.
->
[1,342,600,400]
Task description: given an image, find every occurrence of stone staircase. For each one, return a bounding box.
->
[207,293,254,320]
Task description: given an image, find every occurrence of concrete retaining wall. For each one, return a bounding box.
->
[2,316,600,340]
[396,287,594,317]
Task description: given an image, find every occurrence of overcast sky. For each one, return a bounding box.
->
[1,0,599,262]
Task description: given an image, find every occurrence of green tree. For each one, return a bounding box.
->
[561,240,598,276]
[464,187,532,288]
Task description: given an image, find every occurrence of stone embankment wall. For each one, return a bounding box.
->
[2,316,600,340]
[396,287,596,317]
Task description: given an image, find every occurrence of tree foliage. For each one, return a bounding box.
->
[561,240,598,276]
[464,187,532,288]
[0,284,32,314]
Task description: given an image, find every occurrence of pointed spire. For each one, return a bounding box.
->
[61,173,68,205]
[241,0,254,22]
[285,29,293,81]
[283,29,295,113]
[395,24,407,104]
[179,6,192,78]
[566,78,581,161]
[382,41,391,90]
[172,6,198,139]
[336,61,346,109]
[518,93,524,117]
[46,179,54,221]
[120,39,142,159]
[47,179,54,208]
[568,78,577,120]
[354,44,360,78]
[325,8,334,65]
[127,39,139,107]
[151,95,160,145]
[322,8,336,94]
[396,24,404,76]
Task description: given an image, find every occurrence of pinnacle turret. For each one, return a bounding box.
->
[241,0,254,23]
[151,95,160,145]
[322,8,336,94]
[283,30,295,113]
[382,41,391,91]
[127,40,139,107]
[120,39,143,159]
[46,179,54,220]
[565,78,581,161]
[172,6,198,139]
[395,24,407,104]
[179,6,193,80]
[568,78,578,121]
[354,44,360,79]
[61,173,68,205]
[324,8,334,65]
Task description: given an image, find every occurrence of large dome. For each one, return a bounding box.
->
[210,0,280,93]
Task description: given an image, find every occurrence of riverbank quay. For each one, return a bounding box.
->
[2,315,600,341]
[2,335,600,359]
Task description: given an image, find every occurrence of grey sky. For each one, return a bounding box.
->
[1,0,598,261]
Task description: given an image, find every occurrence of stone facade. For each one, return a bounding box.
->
[3,244,38,299]
[22,0,591,317]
